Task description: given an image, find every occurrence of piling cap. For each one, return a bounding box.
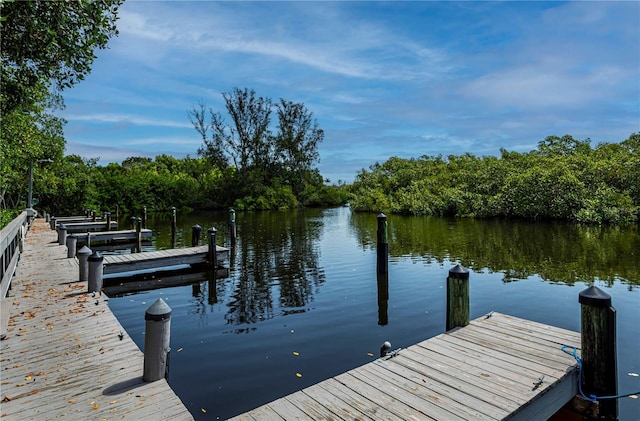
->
[449,264,469,279]
[88,251,103,262]
[208,227,217,233]
[59,223,67,229]
[78,245,92,256]
[145,298,172,321]
[579,286,612,308]
[68,233,77,239]
[377,213,387,219]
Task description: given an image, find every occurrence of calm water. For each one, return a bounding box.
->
[106,207,640,420]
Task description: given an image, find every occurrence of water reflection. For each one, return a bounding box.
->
[120,208,639,334]
[350,213,640,286]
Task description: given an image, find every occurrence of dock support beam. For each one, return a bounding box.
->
[143,298,172,382]
[579,286,618,420]
[376,213,388,274]
[446,264,469,331]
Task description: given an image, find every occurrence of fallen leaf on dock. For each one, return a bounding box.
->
[68,399,76,403]
[92,402,99,410]
[2,396,11,402]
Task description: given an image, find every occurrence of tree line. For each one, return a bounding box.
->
[349,133,640,224]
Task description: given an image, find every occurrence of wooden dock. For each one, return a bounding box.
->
[103,245,229,275]
[230,312,581,420]
[0,219,194,420]
[73,228,153,243]
[62,221,118,232]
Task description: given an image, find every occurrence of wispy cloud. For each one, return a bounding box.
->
[65,113,192,129]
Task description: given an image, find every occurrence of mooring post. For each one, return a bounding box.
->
[57,224,67,246]
[50,216,56,230]
[208,269,217,305]
[87,251,104,293]
[229,208,237,248]
[171,206,177,242]
[135,217,142,253]
[106,211,111,231]
[377,213,388,274]
[377,272,389,326]
[115,204,119,222]
[77,245,92,282]
[208,227,217,267]
[579,286,618,420]
[91,210,96,222]
[191,224,202,247]
[143,206,147,229]
[66,234,77,258]
[44,211,49,222]
[446,264,470,331]
[143,298,172,382]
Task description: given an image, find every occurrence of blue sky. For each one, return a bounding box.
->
[60,1,640,183]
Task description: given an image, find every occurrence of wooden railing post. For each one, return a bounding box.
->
[579,286,618,420]
[446,264,469,331]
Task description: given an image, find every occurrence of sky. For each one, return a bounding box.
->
[59,1,640,183]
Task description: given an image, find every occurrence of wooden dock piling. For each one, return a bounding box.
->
[143,298,172,382]
[446,263,470,331]
[579,286,618,420]
[376,213,388,274]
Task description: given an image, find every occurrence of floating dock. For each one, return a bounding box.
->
[72,228,153,243]
[0,220,193,420]
[103,245,228,275]
[230,312,581,420]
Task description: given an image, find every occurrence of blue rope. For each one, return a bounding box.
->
[561,345,640,401]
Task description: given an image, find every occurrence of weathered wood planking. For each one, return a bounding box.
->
[73,229,153,243]
[103,245,229,275]
[0,219,193,421]
[230,313,580,421]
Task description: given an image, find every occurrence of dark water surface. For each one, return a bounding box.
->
[106,207,640,420]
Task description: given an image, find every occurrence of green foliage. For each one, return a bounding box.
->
[350,133,639,224]
[189,87,329,210]
[1,0,123,114]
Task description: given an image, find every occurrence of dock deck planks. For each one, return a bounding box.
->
[230,312,580,421]
[103,245,228,275]
[0,220,193,421]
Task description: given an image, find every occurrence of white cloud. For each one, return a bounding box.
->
[65,113,192,129]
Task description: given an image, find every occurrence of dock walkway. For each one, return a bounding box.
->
[103,245,228,275]
[230,312,581,420]
[0,219,193,420]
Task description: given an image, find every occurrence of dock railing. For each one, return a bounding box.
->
[1,211,28,299]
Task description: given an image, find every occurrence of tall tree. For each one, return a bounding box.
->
[274,99,324,194]
[194,88,272,171]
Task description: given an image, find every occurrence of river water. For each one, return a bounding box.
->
[106,207,639,420]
